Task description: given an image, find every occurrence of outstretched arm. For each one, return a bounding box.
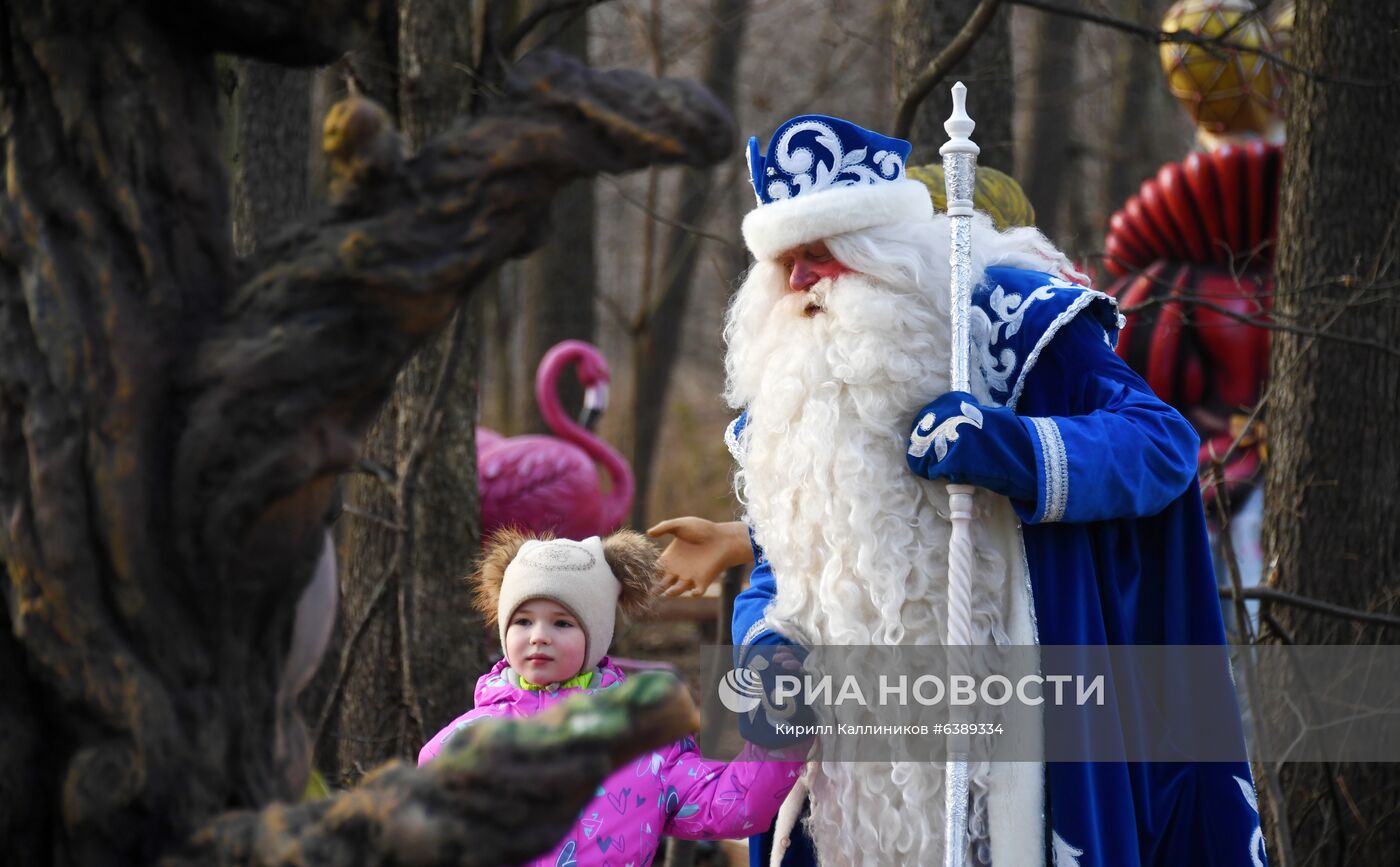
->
[907,313,1199,523]
[661,739,805,842]
[167,673,700,867]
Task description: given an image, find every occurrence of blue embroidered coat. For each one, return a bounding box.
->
[730,267,1267,867]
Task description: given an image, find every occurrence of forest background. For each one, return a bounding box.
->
[2,0,1393,864]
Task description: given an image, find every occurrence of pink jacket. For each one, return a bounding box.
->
[419,657,803,867]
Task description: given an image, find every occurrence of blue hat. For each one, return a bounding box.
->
[742,115,933,261]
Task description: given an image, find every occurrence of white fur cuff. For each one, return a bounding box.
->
[741,179,934,261]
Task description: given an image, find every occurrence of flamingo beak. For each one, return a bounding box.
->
[579,384,609,431]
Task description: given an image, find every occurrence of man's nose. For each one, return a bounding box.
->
[789,258,818,293]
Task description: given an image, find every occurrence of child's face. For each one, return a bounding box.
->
[505,599,587,686]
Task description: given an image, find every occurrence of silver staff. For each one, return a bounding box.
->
[939,80,979,867]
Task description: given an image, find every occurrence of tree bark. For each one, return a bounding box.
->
[520,6,597,433]
[0,0,732,858]
[1093,0,1192,262]
[323,0,492,786]
[1098,0,1152,246]
[1013,4,1075,241]
[224,60,315,256]
[892,0,1014,171]
[1261,0,1400,863]
[628,0,751,529]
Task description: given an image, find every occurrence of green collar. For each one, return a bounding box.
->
[520,670,594,691]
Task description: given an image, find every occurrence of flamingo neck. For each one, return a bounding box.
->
[536,343,636,531]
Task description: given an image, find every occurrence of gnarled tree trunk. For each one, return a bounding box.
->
[0,1,731,862]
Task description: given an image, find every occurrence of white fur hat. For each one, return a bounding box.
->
[474,530,658,677]
[497,537,616,674]
[741,115,933,262]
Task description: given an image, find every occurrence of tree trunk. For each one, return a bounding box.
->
[628,0,751,529]
[1261,1,1400,863]
[1093,0,1193,264]
[323,0,490,782]
[1098,0,1152,245]
[224,61,314,256]
[892,0,1013,171]
[520,7,597,433]
[0,0,732,858]
[1012,4,1075,242]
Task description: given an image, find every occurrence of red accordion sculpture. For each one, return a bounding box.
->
[1104,0,1295,509]
[1105,141,1280,504]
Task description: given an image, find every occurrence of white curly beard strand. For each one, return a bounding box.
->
[726,261,1024,866]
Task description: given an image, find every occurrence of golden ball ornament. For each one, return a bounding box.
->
[1159,0,1284,136]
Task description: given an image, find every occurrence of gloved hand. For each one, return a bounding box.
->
[905,391,1038,500]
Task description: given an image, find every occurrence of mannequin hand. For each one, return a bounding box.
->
[646,517,752,597]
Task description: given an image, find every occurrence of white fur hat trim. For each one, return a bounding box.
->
[741,178,934,262]
[497,536,619,676]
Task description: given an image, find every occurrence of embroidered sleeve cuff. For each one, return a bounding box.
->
[735,618,795,667]
[1018,415,1069,523]
[741,617,771,648]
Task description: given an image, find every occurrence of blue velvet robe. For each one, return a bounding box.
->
[729,267,1266,866]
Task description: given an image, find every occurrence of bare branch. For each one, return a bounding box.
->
[598,175,739,250]
[1198,277,1371,469]
[502,0,615,60]
[1210,461,1294,866]
[1208,463,1255,642]
[1006,0,1392,87]
[340,503,408,532]
[893,0,1004,140]
[312,557,400,752]
[1105,254,1399,364]
[1121,292,1400,359]
[597,287,640,335]
[393,307,473,746]
[1217,586,1400,631]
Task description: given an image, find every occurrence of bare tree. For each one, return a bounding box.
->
[520,4,599,432]
[1012,4,1076,240]
[1096,0,1185,245]
[0,0,731,861]
[628,0,752,528]
[1007,0,1194,260]
[319,0,490,785]
[1262,0,1400,863]
[893,0,1014,170]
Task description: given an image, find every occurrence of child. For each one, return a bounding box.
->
[419,529,805,867]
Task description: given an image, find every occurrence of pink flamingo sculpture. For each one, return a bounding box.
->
[478,340,634,538]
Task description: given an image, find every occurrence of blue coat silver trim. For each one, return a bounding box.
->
[971,267,1125,410]
[1026,415,1069,523]
[732,265,1262,867]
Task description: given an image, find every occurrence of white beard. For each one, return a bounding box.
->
[726,266,1037,866]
